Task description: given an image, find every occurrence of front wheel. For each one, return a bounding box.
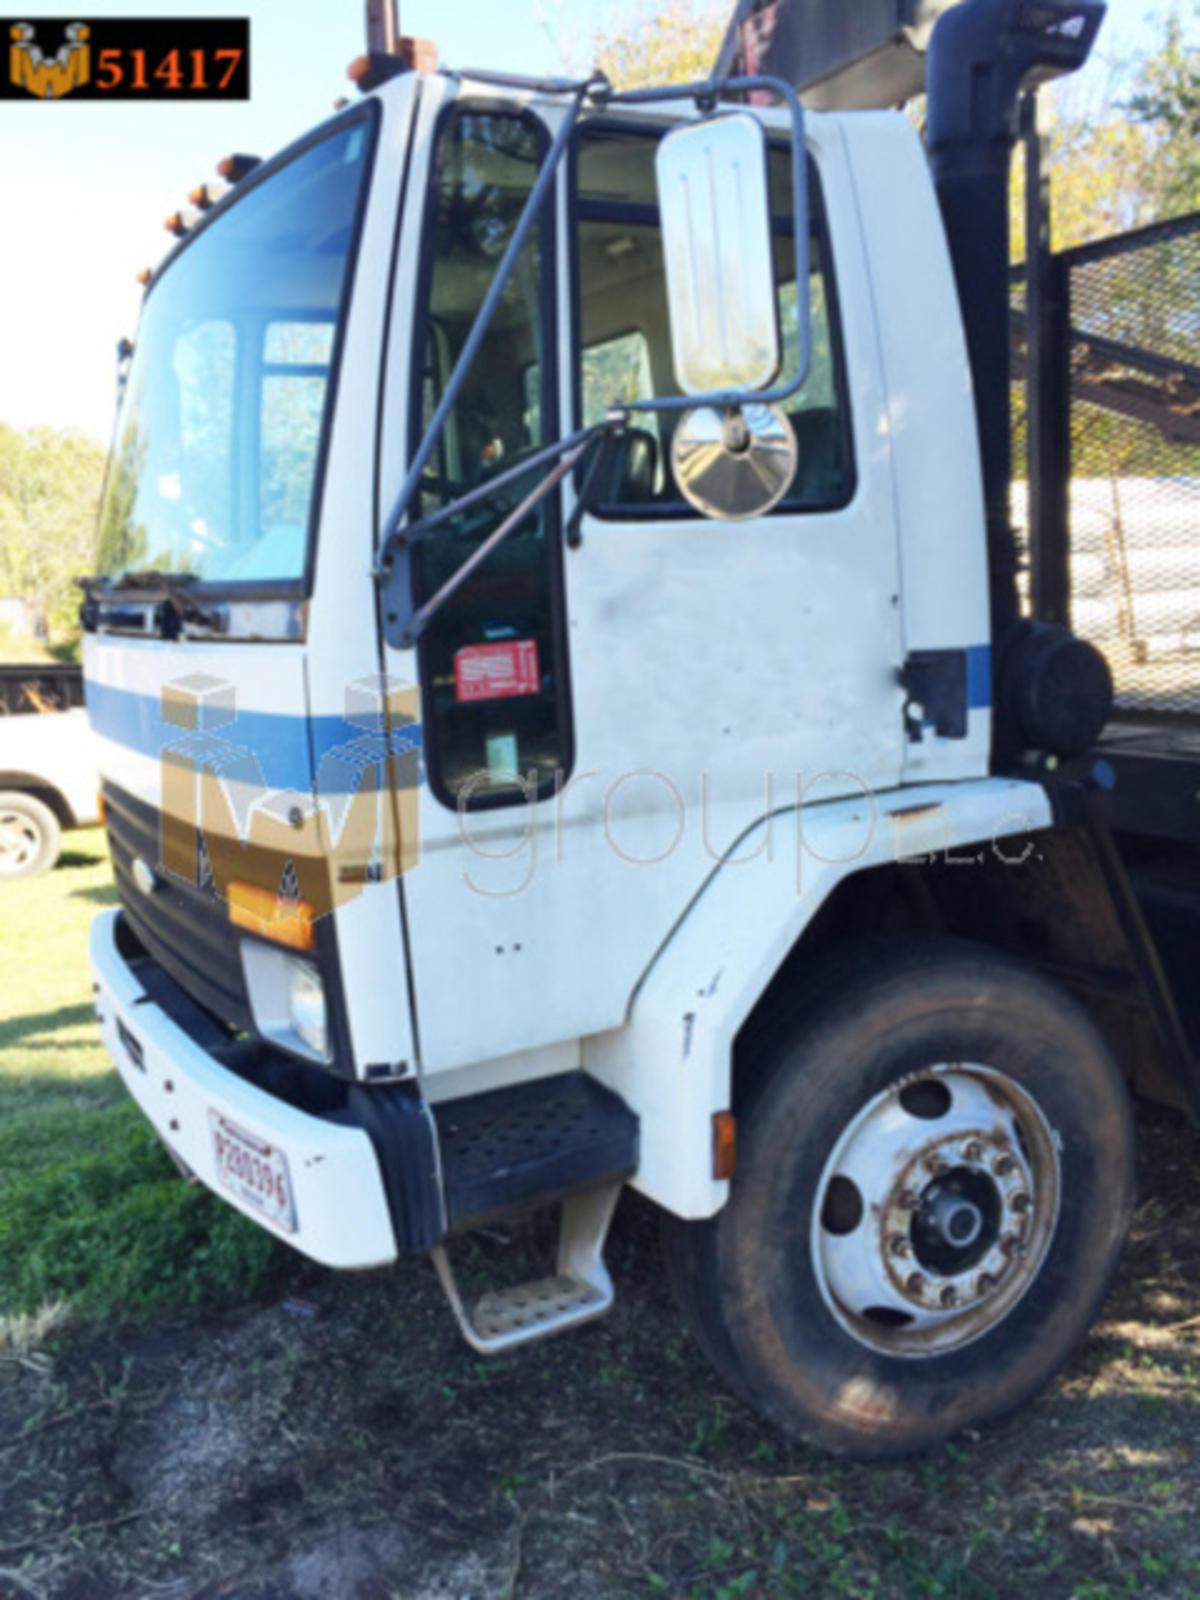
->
[663,940,1135,1458]
[0,790,61,880]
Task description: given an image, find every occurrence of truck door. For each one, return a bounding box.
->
[381,94,905,1076]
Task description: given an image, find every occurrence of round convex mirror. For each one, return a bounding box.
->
[670,404,798,521]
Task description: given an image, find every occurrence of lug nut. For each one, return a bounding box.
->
[939,1285,957,1308]
[889,1233,911,1257]
[977,1272,996,1295]
[994,1154,1016,1178]
[898,1189,920,1210]
[1011,1192,1031,1214]
[1001,1233,1021,1257]
[926,1154,948,1175]
[905,1272,926,1296]
[963,1141,983,1163]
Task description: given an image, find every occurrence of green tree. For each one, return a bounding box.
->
[1126,8,1200,217]
[1018,6,1200,251]
[592,0,725,89]
[0,425,107,654]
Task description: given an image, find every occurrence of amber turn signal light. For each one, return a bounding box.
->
[712,1111,737,1180]
[228,881,316,952]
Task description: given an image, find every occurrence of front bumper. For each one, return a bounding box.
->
[90,909,398,1269]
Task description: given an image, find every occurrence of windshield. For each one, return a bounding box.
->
[96,115,374,587]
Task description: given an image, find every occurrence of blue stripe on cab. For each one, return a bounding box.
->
[84,679,421,796]
[966,644,991,710]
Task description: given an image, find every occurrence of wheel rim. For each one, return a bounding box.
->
[811,1063,1061,1358]
[0,809,39,875]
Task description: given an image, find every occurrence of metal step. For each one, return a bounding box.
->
[432,1182,622,1354]
[433,1070,638,1230]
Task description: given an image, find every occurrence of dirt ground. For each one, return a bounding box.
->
[5,1103,1200,1600]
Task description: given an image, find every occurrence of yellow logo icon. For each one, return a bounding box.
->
[9,20,91,99]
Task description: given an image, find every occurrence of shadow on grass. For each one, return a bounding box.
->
[70,884,118,906]
[0,1001,96,1048]
[56,850,105,870]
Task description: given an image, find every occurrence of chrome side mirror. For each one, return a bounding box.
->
[671,403,798,521]
[656,111,781,396]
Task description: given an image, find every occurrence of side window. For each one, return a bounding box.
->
[412,109,571,808]
[574,128,854,516]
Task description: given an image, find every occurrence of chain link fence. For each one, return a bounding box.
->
[1014,212,1200,718]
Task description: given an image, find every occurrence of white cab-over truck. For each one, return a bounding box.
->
[83,0,1179,1456]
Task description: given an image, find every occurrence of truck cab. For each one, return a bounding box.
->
[84,1,1156,1457]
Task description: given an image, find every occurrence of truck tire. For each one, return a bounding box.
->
[662,938,1135,1458]
[0,790,62,879]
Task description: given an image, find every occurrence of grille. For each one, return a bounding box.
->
[102,779,254,1032]
[103,778,357,1075]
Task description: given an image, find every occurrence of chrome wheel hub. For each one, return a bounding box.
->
[811,1064,1061,1357]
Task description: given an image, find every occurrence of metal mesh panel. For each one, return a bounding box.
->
[1065,218,1200,715]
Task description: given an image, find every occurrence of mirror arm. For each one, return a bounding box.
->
[565,410,627,549]
[376,424,601,569]
[391,432,600,649]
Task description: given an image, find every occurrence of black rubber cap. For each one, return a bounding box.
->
[999,620,1114,759]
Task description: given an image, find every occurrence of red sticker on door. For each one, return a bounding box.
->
[454,640,541,703]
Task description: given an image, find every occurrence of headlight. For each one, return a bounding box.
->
[240,941,332,1064]
[286,959,328,1060]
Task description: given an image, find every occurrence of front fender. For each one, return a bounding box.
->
[584,776,1052,1219]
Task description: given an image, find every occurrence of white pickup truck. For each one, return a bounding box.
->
[0,666,100,878]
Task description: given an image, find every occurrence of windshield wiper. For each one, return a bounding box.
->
[78,570,214,637]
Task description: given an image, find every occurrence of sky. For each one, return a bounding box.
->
[0,0,1186,446]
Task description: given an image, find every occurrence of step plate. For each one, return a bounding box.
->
[473,1274,609,1341]
[431,1182,622,1355]
[434,1071,638,1229]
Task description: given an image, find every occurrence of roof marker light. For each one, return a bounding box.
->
[135,267,151,285]
[189,180,229,210]
[217,152,260,183]
[348,36,437,91]
[164,209,197,237]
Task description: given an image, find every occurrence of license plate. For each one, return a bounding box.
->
[208,1111,296,1233]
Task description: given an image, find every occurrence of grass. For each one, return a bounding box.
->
[0,830,278,1334]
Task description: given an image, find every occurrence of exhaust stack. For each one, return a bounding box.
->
[925,0,1115,760]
